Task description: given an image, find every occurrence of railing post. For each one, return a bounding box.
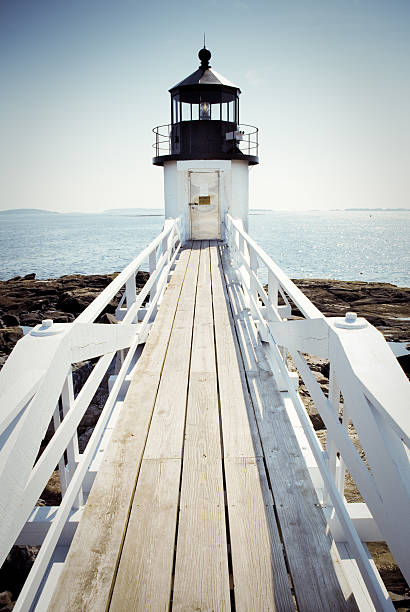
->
[162,233,169,263]
[249,247,259,304]
[325,364,343,504]
[125,274,137,322]
[268,269,279,309]
[336,401,349,497]
[52,403,67,498]
[149,248,158,306]
[61,370,83,508]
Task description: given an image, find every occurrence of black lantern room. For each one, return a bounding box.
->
[153,48,259,166]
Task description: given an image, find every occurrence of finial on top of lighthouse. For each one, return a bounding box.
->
[198,37,211,69]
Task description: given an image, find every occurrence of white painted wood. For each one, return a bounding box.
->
[0,368,42,435]
[52,404,68,498]
[2,213,409,611]
[325,505,384,543]
[15,506,81,546]
[220,245,360,611]
[336,543,377,612]
[267,318,330,358]
[61,372,82,507]
[0,336,72,570]
[31,546,69,612]
[76,219,180,324]
[226,213,323,319]
[0,220,184,611]
[289,351,395,610]
[226,213,409,605]
[329,320,410,449]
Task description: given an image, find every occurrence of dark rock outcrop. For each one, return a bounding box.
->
[292,279,410,342]
[0,270,149,355]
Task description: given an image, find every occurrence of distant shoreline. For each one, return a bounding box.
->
[1,207,409,215]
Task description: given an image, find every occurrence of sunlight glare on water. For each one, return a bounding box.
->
[0,209,409,286]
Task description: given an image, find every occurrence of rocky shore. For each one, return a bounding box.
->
[0,272,408,366]
[0,271,149,368]
[292,278,410,343]
[0,272,409,607]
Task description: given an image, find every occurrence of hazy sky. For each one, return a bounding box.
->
[1,0,409,212]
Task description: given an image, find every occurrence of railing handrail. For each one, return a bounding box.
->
[225,212,410,601]
[76,219,177,324]
[225,212,410,443]
[226,214,323,319]
[0,218,183,581]
[152,123,259,157]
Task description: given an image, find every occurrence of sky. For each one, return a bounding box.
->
[1,0,409,213]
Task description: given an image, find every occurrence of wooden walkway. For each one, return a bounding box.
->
[49,241,358,611]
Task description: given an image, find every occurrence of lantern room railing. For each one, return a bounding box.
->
[152,123,258,158]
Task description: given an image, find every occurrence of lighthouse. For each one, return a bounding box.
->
[153,47,258,240]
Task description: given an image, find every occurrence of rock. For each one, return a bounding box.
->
[23,273,35,280]
[72,361,95,395]
[0,592,12,606]
[56,289,104,314]
[398,354,410,378]
[41,310,75,323]
[292,278,410,343]
[19,312,43,327]
[0,327,23,353]
[1,313,20,326]
[78,426,94,452]
[99,312,117,324]
[0,546,38,602]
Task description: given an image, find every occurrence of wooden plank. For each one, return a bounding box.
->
[210,242,262,459]
[144,245,200,459]
[109,246,201,610]
[48,246,193,612]
[212,244,294,610]
[220,246,358,611]
[173,242,230,611]
[172,375,230,612]
[225,457,295,611]
[109,459,180,611]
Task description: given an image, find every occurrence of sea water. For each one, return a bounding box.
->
[0,209,409,286]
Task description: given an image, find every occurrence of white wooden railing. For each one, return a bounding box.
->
[0,217,183,611]
[226,213,410,611]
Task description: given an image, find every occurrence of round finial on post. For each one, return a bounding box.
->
[198,47,211,69]
[345,312,357,324]
[334,311,368,329]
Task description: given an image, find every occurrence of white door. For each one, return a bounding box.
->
[189,171,220,240]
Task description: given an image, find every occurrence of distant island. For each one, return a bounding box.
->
[103,208,164,215]
[0,208,60,215]
[0,207,164,216]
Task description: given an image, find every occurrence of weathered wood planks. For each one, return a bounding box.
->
[212,242,294,611]
[48,241,360,612]
[173,241,231,611]
[48,246,193,612]
[109,244,201,611]
[220,244,358,612]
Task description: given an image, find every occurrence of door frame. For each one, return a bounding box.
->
[188,169,220,240]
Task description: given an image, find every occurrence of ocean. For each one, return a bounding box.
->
[0,209,409,286]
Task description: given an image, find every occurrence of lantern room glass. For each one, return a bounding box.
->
[171,93,238,125]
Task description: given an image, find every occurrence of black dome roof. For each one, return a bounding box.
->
[169,48,240,93]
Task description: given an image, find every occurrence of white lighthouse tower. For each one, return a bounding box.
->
[153,46,258,240]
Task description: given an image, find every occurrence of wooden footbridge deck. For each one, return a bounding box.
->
[48,241,357,611]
